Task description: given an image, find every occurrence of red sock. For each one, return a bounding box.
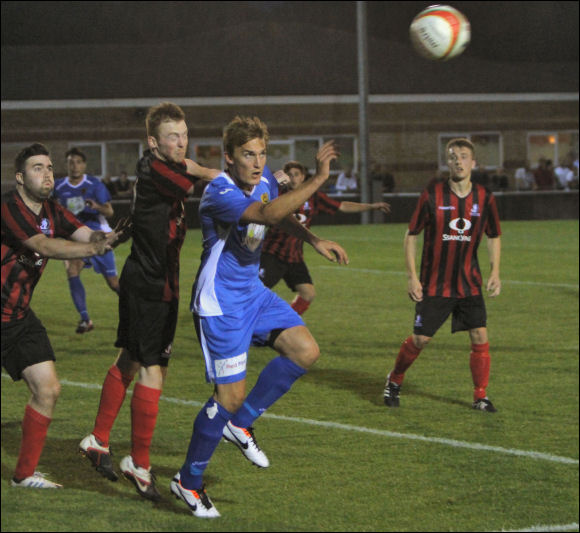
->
[391,336,422,385]
[14,405,51,481]
[291,296,311,315]
[470,343,490,401]
[92,365,133,446]
[130,383,161,470]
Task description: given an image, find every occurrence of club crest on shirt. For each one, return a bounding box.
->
[243,223,267,252]
[261,192,269,204]
[39,218,52,236]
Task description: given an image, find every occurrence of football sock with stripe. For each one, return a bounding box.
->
[391,336,422,385]
[130,383,161,469]
[470,342,491,401]
[291,295,311,315]
[14,405,51,481]
[231,356,306,428]
[92,364,133,447]
[179,398,233,490]
[68,276,89,322]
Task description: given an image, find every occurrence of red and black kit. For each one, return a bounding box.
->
[1,190,83,322]
[409,179,501,298]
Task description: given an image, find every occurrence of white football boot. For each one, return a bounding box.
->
[222,421,270,468]
[170,472,220,518]
[11,471,62,489]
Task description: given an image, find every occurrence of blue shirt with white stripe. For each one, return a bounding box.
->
[191,166,278,317]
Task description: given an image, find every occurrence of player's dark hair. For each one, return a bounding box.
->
[223,116,269,157]
[283,161,309,178]
[15,143,50,174]
[446,138,475,157]
[65,147,87,162]
[146,102,186,139]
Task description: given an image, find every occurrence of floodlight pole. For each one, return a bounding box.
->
[357,1,370,224]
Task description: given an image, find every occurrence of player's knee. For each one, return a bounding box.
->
[35,381,61,407]
[297,338,320,369]
[298,285,315,302]
[413,334,431,350]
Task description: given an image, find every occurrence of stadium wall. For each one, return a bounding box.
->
[1,94,577,194]
[106,190,579,228]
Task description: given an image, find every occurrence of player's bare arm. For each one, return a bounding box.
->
[339,201,391,214]
[84,198,114,218]
[24,231,110,259]
[277,213,349,265]
[240,141,338,226]
[486,236,501,297]
[404,231,423,302]
[185,159,221,181]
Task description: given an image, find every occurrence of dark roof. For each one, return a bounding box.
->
[2,1,578,101]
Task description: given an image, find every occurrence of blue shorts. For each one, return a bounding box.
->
[193,289,304,384]
[83,250,117,277]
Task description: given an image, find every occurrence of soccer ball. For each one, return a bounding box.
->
[409,5,471,61]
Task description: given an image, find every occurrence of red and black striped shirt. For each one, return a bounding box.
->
[1,190,83,322]
[262,189,341,263]
[409,180,501,298]
[120,150,199,302]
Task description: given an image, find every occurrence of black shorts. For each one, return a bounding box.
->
[259,253,313,292]
[413,295,487,337]
[115,284,178,368]
[1,310,56,381]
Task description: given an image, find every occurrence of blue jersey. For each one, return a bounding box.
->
[53,175,112,232]
[191,167,279,317]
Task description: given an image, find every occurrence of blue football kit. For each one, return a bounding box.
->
[53,174,117,276]
[191,166,304,384]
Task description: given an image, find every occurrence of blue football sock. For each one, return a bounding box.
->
[179,398,233,490]
[231,356,306,428]
[68,276,89,321]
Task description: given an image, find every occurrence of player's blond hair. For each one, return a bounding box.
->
[446,138,475,157]
[223,116,269,157]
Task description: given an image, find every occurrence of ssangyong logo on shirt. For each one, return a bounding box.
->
[443,218,472,241]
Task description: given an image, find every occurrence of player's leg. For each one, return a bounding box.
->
[15,361,62,488]
[172,313,250,517]
[384,296,452,407]
[286,261,314,315]
[93,250,120,295]
[3,311,62,488]
[65,258,92,333]
[172,383,236,518]
[80,280,137,479]
[119,297,177,500]
[453,296,496,412]
[80,347,137,481]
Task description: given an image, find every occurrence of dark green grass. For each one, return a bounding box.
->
[2,220,578,531]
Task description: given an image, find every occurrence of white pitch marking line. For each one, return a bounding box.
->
[3,374,577,533]
[501,523,579,532]
[315,266,580,289]
[43,377,575,466]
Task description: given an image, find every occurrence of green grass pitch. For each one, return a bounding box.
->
[2,220,578,531]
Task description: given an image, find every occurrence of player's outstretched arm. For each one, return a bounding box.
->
[24,230,111,260]
[185,159,221,181]
[338,201,391,214]
[241,141,339,226]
